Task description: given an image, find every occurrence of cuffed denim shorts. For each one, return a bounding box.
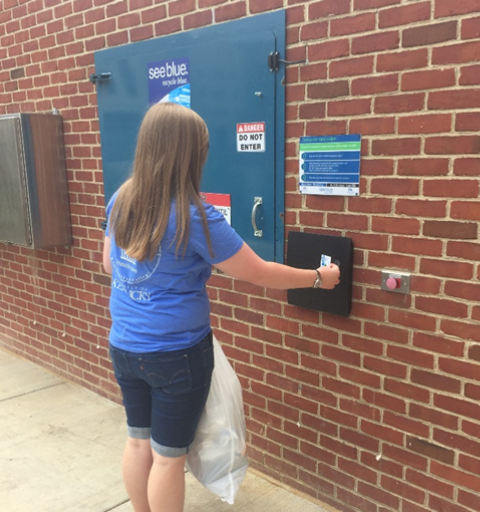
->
[109,331,214,457]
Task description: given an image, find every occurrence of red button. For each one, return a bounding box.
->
[386,277,401,290]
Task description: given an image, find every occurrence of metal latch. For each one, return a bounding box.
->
[268,51,307,72]
[89,72,112,84]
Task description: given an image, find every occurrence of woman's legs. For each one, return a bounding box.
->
[148,452,187,512]
[122,437,153,512]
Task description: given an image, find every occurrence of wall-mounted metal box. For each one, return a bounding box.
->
[0,113,71,249]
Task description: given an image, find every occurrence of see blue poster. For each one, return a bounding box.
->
[148,57,190,108]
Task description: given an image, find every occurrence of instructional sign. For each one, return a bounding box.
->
[201,192,232,225]
[299,135,361,196]
[237,122,266,152]
[148,57,190,107]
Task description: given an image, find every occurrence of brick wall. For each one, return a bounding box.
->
[1,1,479,511]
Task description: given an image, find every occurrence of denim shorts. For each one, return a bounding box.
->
[109,331,214,457]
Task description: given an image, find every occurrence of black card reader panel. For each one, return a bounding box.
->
[287,231,353,317]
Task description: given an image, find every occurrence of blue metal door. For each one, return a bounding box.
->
[94,11,285,261]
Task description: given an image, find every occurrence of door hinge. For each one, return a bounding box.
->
[89,72,112,84]
[268,51,307,72]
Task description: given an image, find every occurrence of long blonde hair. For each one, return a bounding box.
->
[110,102,212,261]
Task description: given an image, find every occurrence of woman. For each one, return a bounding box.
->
[103,102,340,512]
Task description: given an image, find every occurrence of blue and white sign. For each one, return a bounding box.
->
[299,134,361,196]
[148,57,190,108]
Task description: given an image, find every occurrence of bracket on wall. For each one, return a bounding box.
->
[268,51,307,72]
[89,72,112,84]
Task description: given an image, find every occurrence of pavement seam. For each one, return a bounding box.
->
[100,498,131,511]
[0,382,65,403]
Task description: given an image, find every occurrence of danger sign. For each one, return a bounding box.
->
[237,122,266,152]
[201,192,232,225]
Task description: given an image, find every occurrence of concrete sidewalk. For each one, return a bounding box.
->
[0,347,332,512]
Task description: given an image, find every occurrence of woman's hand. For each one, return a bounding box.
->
[318,264,340,289]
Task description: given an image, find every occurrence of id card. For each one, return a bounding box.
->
[320,254,331,267]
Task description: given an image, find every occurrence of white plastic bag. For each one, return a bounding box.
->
[186,335,248,504]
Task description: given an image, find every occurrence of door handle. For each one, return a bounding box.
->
[251,197,263,237]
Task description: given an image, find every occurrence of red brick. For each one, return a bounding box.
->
[382,475,425,503]
[395,199,446,218]
[410,403,458,430]
[300,20,328,41]
[309,0,350,19]
[350,117,395,135]
[358,481,400,509]
[399,113,452,133]
[385,378,430,403]
[130,25,153,42]
[424,179,479,198]
[380,2,431,28]
[388,308,437,332]
[306,119,347,135]
[433,41,480,65]
[375,93,425,113]
[184,10,212,30]
[456,112,480,132]
[458,490,480,511]
[412,369,461,394]
[441,319,480,342]
[371,178,419,196]
[337,488,377,511]
[363,388,406,414]
[392,236,442,257]
[168,0,195,15]
[250,0,283,13]
[431,460,480,492]
[215,1,246,22]
[451,201,480,221]
[460,64,480,85]
[352,73,399,95]
[406,469,454,499]
[353,30,399,54]
[398,158,449,176]
[141,5,166,23]
[429,495,474,512]
[402,69,456,92]
[308,39,350,62]
[437,389,480,421]
[426,135,480,154]
[403,21,458,48]
[424,221,477,240]
[377,49,428,72]
[384,443,429,472]
[154,18,182,36]
[355,0,400,9]
[331,13,375,37]
[329,56,374,78]
[372,138,421,156]
[429,89,480,111]
[300,62,327,82]
[299,102,325,119]
[385,411,430,438]
[445,281,480,302]
[327,213,369,230]
[439,357,480,381]
[416,296,469,319]
[435,0,480,18]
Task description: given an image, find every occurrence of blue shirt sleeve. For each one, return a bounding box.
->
[189,202,244,264]
[105,191,119,237]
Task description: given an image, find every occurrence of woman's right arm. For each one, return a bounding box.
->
[214,242,340,290]
[103,236,112,275]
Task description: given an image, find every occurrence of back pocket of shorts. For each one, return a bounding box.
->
[139,354,192,394]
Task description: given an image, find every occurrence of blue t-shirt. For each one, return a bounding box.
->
[106,194,243,352]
